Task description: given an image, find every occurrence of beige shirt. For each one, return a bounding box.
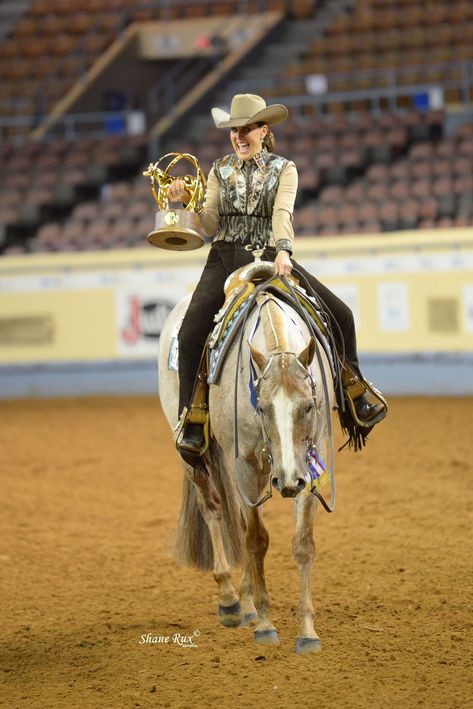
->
[200,160,298,250]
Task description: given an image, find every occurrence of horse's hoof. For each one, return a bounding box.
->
[241,612,258,627]
[295,636,321,654]
[218,601,241,627]
[254,629,280,645]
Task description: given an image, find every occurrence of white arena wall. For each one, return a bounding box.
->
[1,228,472,398]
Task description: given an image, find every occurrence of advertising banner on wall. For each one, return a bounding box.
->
[116,289,175,357]
[378,282,410,332]
[464,284,473,333]
[1,231,473,368]
[114,266,200,357]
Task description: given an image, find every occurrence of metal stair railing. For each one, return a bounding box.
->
[147,55,219,124]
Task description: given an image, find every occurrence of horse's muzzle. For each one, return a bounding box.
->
[272,477,306,498]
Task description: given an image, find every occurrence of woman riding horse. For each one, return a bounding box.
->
[168,93,387,458]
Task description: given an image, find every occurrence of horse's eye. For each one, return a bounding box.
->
[304,404,315,415]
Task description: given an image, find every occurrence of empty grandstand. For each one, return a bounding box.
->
[0,0,472,255]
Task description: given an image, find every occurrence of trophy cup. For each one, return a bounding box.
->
[143,152,207,251]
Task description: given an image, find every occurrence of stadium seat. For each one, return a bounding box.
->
[1,1,473,251]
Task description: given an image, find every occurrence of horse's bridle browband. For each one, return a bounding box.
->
[232,275,336,512]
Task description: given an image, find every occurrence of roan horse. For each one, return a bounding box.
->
[158,264,335,654]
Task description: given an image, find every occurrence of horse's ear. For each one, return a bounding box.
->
[249,343,268,373]
[298,336,316,368]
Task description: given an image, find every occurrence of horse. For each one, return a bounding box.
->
[158,264,335,654]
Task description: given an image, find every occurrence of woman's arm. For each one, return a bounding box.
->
[272,161,298,275]
[199,166,219,237]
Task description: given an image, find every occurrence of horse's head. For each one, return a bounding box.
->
[250,337,318,498]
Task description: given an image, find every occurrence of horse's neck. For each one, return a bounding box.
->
[257,295,303,355]
[254,295,329,391]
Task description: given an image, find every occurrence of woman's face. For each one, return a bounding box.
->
[230,123,268,161]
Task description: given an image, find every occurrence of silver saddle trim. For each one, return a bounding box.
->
[167,317,183,371]
[223,260,275,293]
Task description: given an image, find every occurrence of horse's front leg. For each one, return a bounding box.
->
[292,492,320,654]
[239,526,258,627]
[191,465,242,627]
[235,455,273,635]
[245,505,279,645]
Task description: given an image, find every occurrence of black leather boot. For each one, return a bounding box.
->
[178,422,206,455]
[354,393,387,425]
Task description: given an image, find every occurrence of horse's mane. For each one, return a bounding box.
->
[258,294,290,353]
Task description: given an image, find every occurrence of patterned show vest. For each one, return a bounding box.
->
[212,149,290,249]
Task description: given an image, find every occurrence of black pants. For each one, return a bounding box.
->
[177,242,358,414]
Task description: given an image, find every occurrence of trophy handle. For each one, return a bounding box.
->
[147,152,206,213]
[179,153,206,213]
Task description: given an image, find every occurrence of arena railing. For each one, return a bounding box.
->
[144,0,283,14]
[222,59,473,109]
[1,60,472,146]
[0,111,146,146]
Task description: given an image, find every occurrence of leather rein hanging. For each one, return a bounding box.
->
[232,275,336,512]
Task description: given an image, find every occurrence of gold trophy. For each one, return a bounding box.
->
[143,152,207,251]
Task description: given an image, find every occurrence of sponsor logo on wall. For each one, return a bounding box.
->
[116,290,174,356]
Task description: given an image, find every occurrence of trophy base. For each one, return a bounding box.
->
[147,209,206,251]
[147,228,205,251]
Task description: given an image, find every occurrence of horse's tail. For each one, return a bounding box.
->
[172,465,213,570]
[172,440,244,571]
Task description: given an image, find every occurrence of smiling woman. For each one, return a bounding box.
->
[166,93,387,459]
[230,122,268,161]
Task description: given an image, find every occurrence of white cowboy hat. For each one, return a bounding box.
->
[211,93,288,129]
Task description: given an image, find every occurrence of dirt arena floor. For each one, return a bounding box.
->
[1,396,472,708]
